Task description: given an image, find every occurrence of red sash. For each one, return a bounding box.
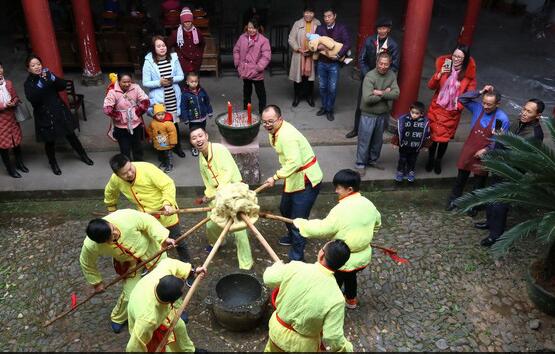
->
[146,325,169,353]
[297,156,317,172]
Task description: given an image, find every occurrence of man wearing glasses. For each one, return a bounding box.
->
[262,105,323,261]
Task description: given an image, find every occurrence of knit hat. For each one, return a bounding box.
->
[180,7,193,22]
[153,103,166,115]
[376,17,393,28]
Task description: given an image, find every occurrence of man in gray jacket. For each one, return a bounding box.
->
[355,52,400,176]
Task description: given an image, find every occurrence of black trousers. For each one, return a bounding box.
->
[293,76,314,99]
[428,141,449,160]
[44,132,87,163]
[243,79,267,115]
[173,123,183,151]
[449,169,488,201]
[334,267,364,300]
[397,148,420,173]
[113,125,144,161]
[167,223,191,262]
[486,202,509,240]
[157,150,172,166]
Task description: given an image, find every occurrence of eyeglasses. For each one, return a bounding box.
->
[262,119,278,126]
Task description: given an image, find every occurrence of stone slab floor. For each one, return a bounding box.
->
[0,189,554,352]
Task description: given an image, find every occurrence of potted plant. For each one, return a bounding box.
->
[455,117,555,316]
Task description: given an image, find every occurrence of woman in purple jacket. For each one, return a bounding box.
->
[233,18,271,115]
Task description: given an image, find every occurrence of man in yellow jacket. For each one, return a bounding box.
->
[263,240,353,352]
[294,169,381,309]
[190,127,253,269]
[80,209,176,333]
[262,104,323,261]
[104,153,190,263]
[126,258,207,352]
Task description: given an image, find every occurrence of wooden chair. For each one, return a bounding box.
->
[269,24,290,76]
[200,35,219,78]
[65,79,86,125]
[96,32,141,75]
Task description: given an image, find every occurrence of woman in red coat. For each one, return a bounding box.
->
[0,62,27,178]
[426,44,476,174]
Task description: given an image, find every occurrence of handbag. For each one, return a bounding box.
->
[14,102,32,122]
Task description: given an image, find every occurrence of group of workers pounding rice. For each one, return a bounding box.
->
[77,104,381,352]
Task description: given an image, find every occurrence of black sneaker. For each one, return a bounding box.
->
[191,148,199,157]
[480,236,496,247]
[316,108,326,116]
[164,163,173,173]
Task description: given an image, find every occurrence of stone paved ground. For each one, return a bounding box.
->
[1,189,554,352]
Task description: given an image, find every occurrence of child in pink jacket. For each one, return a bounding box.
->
[233,18,271,115]
[103,73,150,161]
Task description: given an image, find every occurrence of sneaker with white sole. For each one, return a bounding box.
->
[345,298,358,309]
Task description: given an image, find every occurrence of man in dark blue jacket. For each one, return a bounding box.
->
[476,98,545,247]
[315,8,351,122]
[346,17,400,139]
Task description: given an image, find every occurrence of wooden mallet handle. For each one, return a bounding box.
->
[154,218,233,352]
[240,213,281,262]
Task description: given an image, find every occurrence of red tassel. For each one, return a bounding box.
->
[71,293,77,309]
[374,246,409,265]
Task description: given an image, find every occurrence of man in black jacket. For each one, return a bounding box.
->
[476,98,545,247]
[346,17,400,139]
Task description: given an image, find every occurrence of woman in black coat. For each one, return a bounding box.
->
[24,54,93,175]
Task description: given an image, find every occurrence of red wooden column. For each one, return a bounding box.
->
[71,0,103,85]
[391,0,434,120]
[21,0,67,103]
[458,0,482,46]
[356,0,380,66]
[21,0,64,78]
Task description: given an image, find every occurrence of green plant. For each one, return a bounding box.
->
[455,117,555,283]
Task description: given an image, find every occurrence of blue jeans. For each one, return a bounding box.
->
[317,61,340,112]
[279,182,321,261]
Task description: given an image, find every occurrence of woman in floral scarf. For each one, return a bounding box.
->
[426,44,476,174]
[287,6,320,107]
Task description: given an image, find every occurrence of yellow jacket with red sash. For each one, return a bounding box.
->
[104,162,179,228]
[198,142,242,199]
[269,121,323,193]
[79,209,169,286]
[293,192,381,271]
[263,261,353,352]
[126,258,192,352]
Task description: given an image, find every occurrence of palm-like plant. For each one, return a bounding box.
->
[455,117,555,283]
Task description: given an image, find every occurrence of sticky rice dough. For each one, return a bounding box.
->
[210,182,260,232]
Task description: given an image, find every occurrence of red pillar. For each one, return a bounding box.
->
[356,0,380,65]
[21,0,67,103]
[21,0,64,78]
[72,0,103,85]
[458,0,482,46]
[391,0,434,120]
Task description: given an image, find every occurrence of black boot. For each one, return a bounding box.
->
[306,95,315,107]
[50,160,62,175]
[433,159,442,175]
[6,165,21,178]
[13,147,29,173]
[1,149,20,177]
[425,156,434,172]
[79,152,94,166]
[292,83,300,107]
